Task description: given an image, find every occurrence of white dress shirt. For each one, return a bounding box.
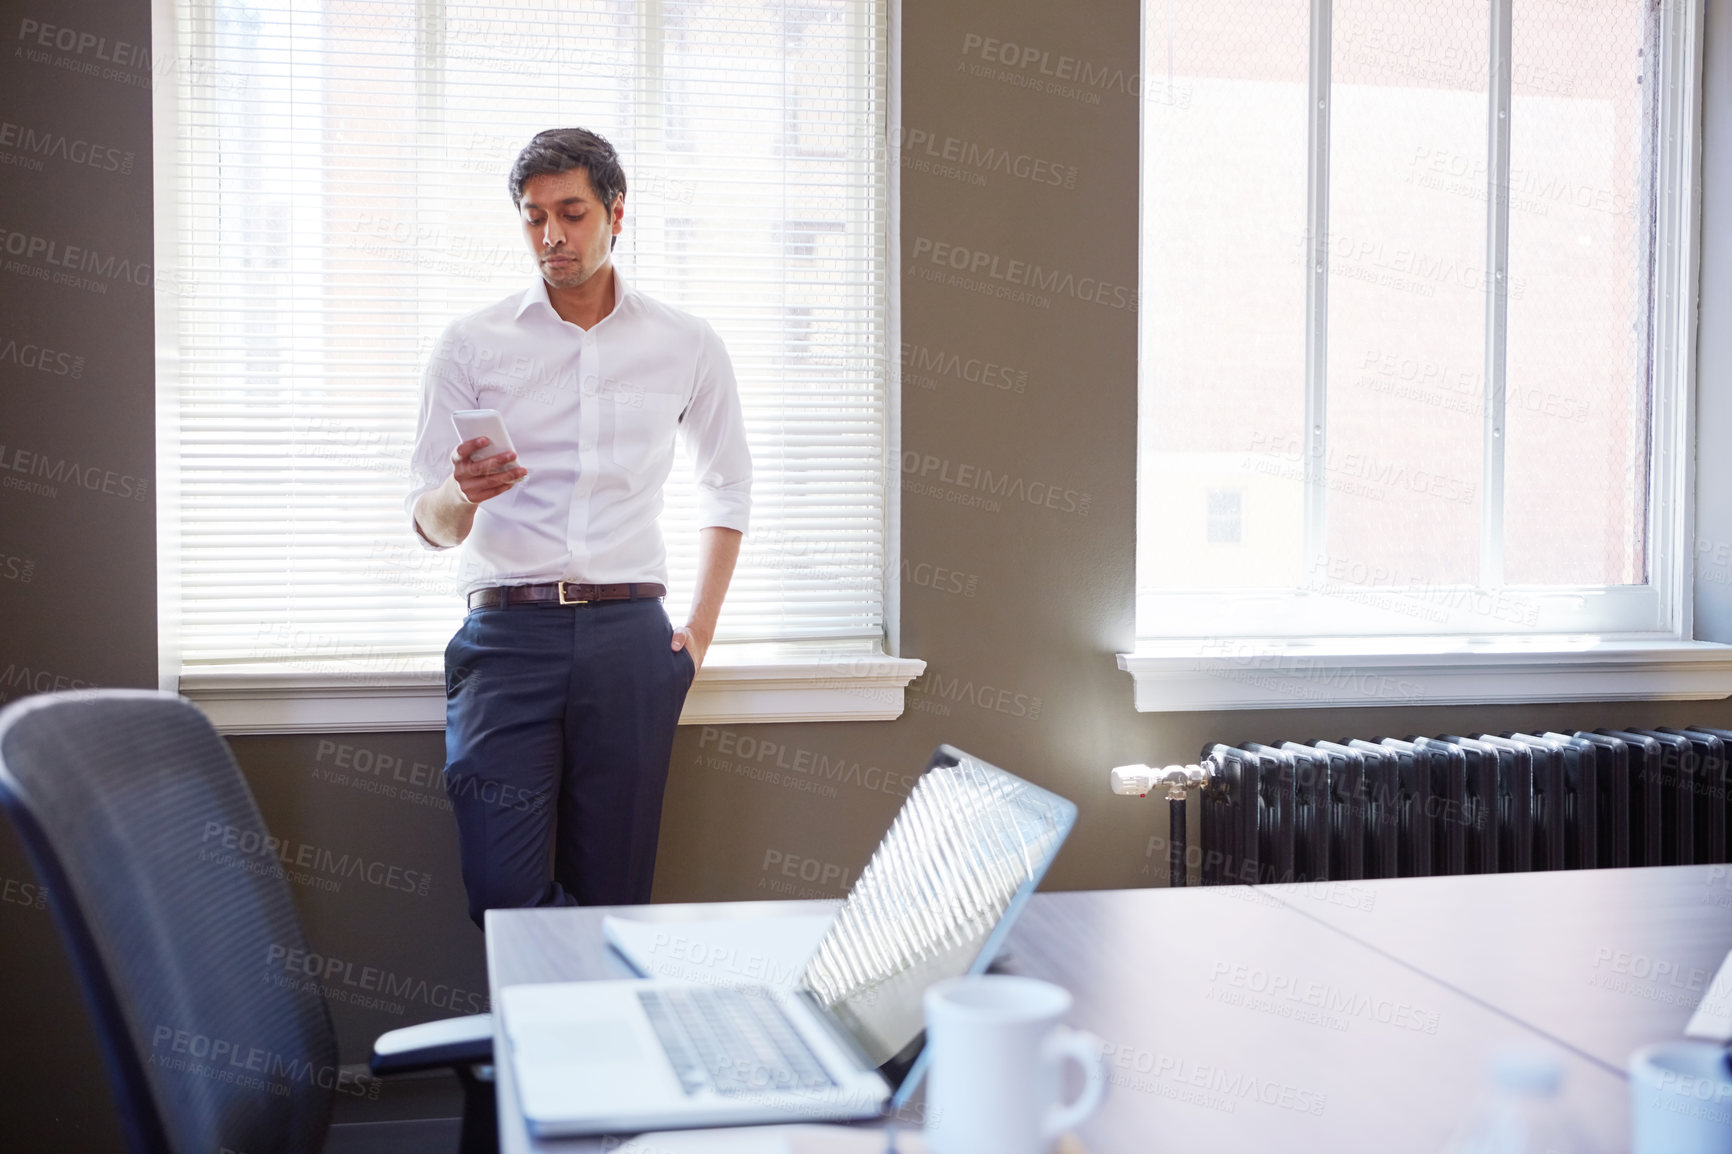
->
[406,272,752,593]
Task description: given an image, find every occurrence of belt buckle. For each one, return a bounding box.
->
[558,581,588,606]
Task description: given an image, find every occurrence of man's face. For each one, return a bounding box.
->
[518,168,623,290]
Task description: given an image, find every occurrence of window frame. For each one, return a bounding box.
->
[1122,0,1732,711]
[151,0,922,733]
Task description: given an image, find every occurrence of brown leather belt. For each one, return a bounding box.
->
[467,581,666,611]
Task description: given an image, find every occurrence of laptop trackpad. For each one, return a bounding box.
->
[512,1017,642,1064]
[514,1015,667,1117]
[506,991,672,1119]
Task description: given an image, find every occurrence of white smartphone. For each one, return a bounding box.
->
[451,408,518,462]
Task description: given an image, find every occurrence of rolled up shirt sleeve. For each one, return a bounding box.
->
[404,324,477,550]
[681,322,753,534]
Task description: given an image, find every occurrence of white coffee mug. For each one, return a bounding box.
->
[1629,1040,1732,1154]
[921,975,1106,1154]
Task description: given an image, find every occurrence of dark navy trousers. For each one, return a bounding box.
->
[443,597,694,926]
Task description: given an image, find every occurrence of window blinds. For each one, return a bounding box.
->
[168,0,889,670]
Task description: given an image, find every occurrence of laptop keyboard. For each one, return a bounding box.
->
[638,987,838,1096]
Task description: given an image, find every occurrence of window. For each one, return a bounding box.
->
[157,0,923,730]
[1126,0,1730,709]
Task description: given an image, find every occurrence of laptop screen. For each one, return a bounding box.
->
[797,746,1076,1068]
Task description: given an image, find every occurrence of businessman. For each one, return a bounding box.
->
[406,128,751,925]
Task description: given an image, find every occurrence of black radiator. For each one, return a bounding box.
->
[1175,729,1729,887]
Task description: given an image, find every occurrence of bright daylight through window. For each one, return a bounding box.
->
[1129,0,1720,709]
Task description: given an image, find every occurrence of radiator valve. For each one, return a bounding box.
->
[1110,764,1157,796]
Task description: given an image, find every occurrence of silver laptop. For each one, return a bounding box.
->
[500,745,1078,1136]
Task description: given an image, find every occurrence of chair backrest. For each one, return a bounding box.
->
[0,690,337,1154]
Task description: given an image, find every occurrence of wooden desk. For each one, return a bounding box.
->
[485,871,1700,1153]
[996,887,1626,1152]
[1260,864,1732,1071]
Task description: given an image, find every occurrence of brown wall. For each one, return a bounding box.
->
[1,0,159,1147]
[4,0,1732,1147]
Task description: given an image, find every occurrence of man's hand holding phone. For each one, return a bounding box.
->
[449,408,527,505]
[449,436,527,504]
[412,410,528,546]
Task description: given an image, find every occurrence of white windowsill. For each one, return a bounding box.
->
[181,651,928,735]
[1117,637,1732,712]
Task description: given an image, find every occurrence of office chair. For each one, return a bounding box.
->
[0,689,496,1154]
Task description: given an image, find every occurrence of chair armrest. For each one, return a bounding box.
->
[370,1012,494,1076]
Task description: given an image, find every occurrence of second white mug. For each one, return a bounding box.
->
[921,974,1105,1154]
[1629,1041,1732,1153]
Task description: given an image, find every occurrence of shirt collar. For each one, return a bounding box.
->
[515,266,633,324]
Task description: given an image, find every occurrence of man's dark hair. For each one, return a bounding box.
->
[509,128,627,248]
